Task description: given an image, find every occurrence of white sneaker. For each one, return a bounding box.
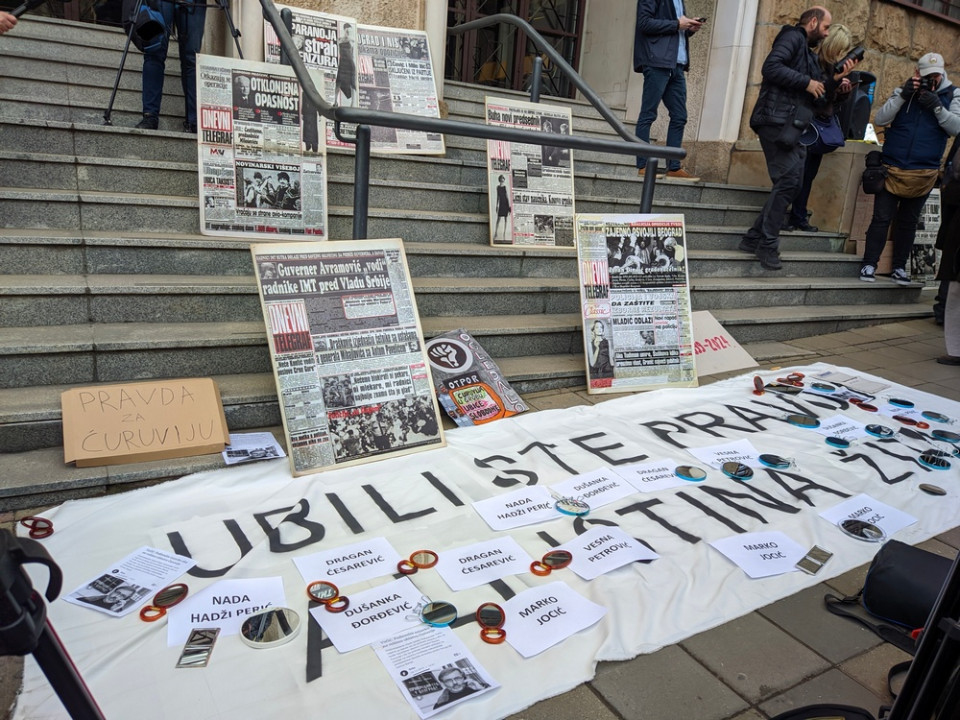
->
[859,265,876,282]
[890,268,912,286]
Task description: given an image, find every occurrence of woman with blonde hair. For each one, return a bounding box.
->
[786,23,857,232]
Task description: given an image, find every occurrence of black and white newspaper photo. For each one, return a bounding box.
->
[197,54,328,240]
[373,624,499,719]
[250,239,445,476]
[576,214,698,393]
[485,96,575,247]
[64,547,195,618]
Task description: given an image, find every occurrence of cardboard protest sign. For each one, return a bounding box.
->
[61,378,229,467]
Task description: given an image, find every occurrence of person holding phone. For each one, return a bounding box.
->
[633,0,704,181]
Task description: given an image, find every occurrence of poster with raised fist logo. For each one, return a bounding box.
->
[425,330,528,427]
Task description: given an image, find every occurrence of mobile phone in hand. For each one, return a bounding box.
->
[696,17,707,22]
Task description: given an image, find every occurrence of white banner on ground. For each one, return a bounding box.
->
[15,363,960,720]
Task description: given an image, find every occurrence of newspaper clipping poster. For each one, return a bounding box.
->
[425,329,528,426]
[910,188,940,286]
[251,239,445,476]
[264,8,444,154]
[485,96,575,248]
[576,214,698,393]
[197,54,328,240]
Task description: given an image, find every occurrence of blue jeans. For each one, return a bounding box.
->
[141,0,207,124]
[635,65,687,172]
[862,186,930,270]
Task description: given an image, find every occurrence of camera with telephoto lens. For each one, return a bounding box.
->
[920,75,938,91]
[833,46,865,74]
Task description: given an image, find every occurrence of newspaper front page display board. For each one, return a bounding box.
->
[197,54,328,240]
[425,329,529,426]
[264,8,444,154]
[251,239,445,476]
[576,213,698,393]
[910,188,940,286]
[485,96,575,248]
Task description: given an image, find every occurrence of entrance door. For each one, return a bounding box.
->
[445,0,585,98]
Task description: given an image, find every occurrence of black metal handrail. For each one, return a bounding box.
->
[260,0,685,238]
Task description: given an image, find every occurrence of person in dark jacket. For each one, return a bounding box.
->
[633,0,703,181]
[740,7,851,271]
[859,52,960,284]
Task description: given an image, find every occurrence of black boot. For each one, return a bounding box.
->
[135,113,159,130]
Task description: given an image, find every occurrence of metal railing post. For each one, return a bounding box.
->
[639,158,658,213]
[352,124,371,240]
[529,56,542,103]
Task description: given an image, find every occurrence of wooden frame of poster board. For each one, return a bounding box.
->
[575,213,699,394]
[485,96,576,249]
[251,239,445,476]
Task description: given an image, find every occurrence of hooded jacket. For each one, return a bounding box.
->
[876,75,960,170]
[750,24,825,130]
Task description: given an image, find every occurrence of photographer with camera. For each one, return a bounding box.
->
[784,25,859,233]
[740,6,854,271]
[859,52,960,284]
[130,0,207,132]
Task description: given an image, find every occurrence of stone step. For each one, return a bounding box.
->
[0,309,597,389]
[0,232,868,288]
[0,188,817,250]
[0,152,765,224]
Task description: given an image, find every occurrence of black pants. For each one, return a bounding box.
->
[743,125,806,251]
[788,150,825,226]
[861,186,930,270]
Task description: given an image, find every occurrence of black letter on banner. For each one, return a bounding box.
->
[326,492,364,534]
[362,484,435,523]
[675,492,747,534]
[765,470,850,505]
[752,396,820,420]
[422,471,464,506]
[573,516,657,559]
[616,499,700,544]
[723,404,784,431]
[838,452,914,486]
[168,519,252,578]
[474,454,539,487]
[639,420,689,450]
[518,441,579,475]
[675,411,753,437]
[570,432,648,465]
[537,530,560,548]
[254,499,325,553]
[695,484,801,522]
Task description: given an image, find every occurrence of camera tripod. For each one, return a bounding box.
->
[0,529,105,719]
[103,0,244,127]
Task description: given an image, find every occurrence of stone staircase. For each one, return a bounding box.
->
[0,17,934,508]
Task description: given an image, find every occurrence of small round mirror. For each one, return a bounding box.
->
[865,424,895,439]
[752,376,765,395]
[554,497,590,516]
[825,436,850,448]
[922,410,951,423]
[410,550,439,568]
[787,414,820,428]
[758,454,790,469]
[306,580,339,603]
[919,452,951,470]
[811,382,835,392]
[721,462,753,480]
[919,483,946,496]
[420,601,457,627]
[531,549,573,576]
[931,429,960,444]
[889,398,914,408]
[153,583,188,608]
[675,465,707,482]
[239,607,301,649]
[839,518,886,543]
[476,602,505,629]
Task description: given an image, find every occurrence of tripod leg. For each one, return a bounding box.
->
[218,0,242,59]
[103,0,145,125]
